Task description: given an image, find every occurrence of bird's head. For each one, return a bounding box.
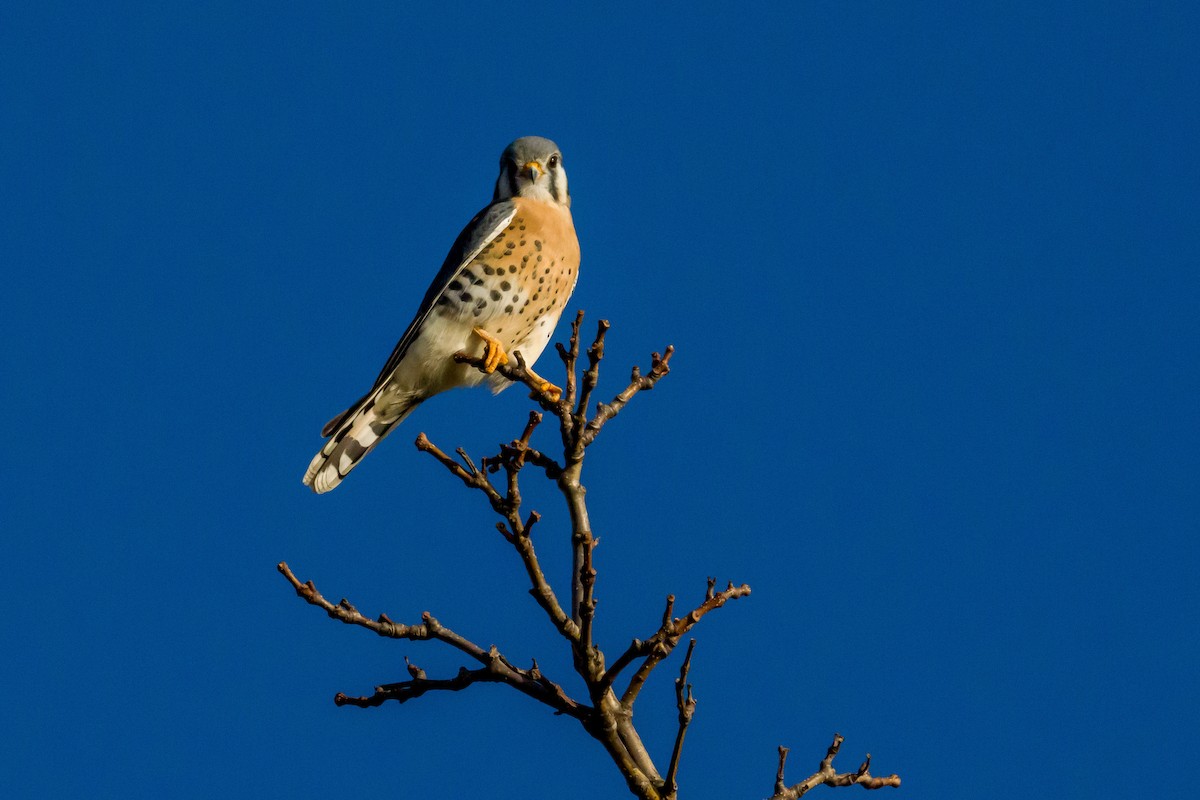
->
[493,136,570,207]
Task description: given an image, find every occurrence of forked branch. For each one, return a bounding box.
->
[281,313,899,799]
[771,735,902,799]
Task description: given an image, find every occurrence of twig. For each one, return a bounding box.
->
[768,734,901,799]
[618,579,752,708]
[335,665,502,707]
[663,640,697,799]
[277,562,588,720]
[581,346,674,447]
[555,310,584,412]
[416,425,580,644]
[575,319,610,440]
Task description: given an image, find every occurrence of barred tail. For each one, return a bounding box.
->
[302,395,420,493]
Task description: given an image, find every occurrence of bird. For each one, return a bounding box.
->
[303,136,580,494]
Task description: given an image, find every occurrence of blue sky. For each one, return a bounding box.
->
[2,2,1197,798]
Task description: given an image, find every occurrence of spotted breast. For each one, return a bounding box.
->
[431,195,580,390]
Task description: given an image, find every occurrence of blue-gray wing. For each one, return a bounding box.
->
[368,199,518,389]
[319,200,518,437]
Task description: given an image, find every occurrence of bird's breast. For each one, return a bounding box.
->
[432,198,579,355]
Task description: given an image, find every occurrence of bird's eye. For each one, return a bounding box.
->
[548,154,560,168]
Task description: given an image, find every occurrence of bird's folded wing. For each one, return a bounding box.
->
[368,199,518,390]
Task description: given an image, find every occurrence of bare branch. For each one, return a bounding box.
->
[619,579,751,708]
[335,665,502,708]
[511,514,581,642]
[663,639,697,799]
[416,425,580,644]
[555,309,584,410]
[415,433,504,511]
[283,315,897,799]
[775,746,791,797]
[575,318,610,432]
[581,345,674,446]
[278,562,589,720]
[768,734,901,799]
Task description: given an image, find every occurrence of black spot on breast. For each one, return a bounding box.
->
[449,280,463,290]
[536,255,543,262]
[501,281,511,291]
[484,266,494,275]
[534,240,542,251]
[476,298,487,309]
[490,290,502,301]
[532,293,539,301]
[508,265,517,273]
[519,240,526,246]
[436,296,450,305]
[503,250,513,256]
[504,305,513,313]
[460,293,472,302]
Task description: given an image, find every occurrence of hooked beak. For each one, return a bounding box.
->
[521,161,542,182]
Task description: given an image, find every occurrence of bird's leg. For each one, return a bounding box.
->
[471,327,510,374]
[522,364,562,402]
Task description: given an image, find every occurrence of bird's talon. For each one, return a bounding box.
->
[524,367,561,401]
[535,381,563,402]
[472,326,510,374]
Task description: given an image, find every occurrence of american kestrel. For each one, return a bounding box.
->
[303,136,580,494]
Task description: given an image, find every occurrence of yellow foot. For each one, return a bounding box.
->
[471,327,510,374]
[524,365,562,402]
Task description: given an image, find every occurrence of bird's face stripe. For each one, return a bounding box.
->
[507,165,520,199]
